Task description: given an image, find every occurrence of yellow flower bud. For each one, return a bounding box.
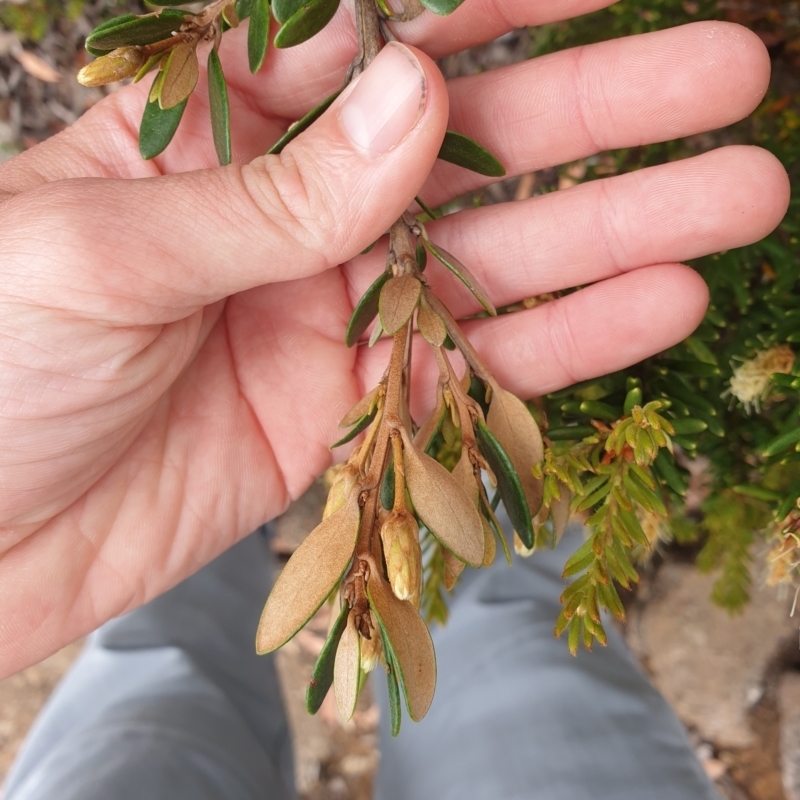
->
[77,47,148,87]
[323,464,360,519]
[380,509,421,603]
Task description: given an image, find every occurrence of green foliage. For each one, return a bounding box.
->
[530,0,800,632]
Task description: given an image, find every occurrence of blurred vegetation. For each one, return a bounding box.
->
[528,0,800,648]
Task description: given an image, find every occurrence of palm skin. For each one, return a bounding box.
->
[0,0,789,677]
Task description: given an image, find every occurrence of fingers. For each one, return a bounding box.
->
[346,145,789,320]
[219,0,620,120]
[0,45,448,322]
[0,20,768,201]
[419,21,772,205]
[356,264,710,405]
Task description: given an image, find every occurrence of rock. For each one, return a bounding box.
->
[630,560,797,748]
[779,673,800,800]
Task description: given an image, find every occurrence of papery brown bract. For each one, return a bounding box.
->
[256,491,360,654]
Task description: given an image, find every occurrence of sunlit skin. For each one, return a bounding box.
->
[0,0,789,676]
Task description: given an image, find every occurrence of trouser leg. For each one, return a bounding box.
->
[375,525,720,800]
[3,530,294,800]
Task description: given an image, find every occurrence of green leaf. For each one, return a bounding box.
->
[562,538,595,579]
[248,0,270,73]
[345,270,390,347]
[763,427,800,458]
[381,457,395,511]
[207,49,231,166]
[330,408,377,449]
[383,633,403,737]
[139,94,188,160]
[437,130,505,177]
[623,387,642,416]
[670,417,708,436]
[418,0,467,15]
[578,400,618,421]
[306,601,349,714]
[268,90,341,154]
[235,0,255,19]
[423,239,496,316]
[274,0,340,48]
[652,450,687,497]
[475,420,533,549]
[87,9,188,51]
[546,425,596,441]
[85,13,137,55]
[272,0,306,23]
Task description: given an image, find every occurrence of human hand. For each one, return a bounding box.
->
[0,1,788,676]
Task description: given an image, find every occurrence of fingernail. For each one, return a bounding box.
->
[340,43,426,154]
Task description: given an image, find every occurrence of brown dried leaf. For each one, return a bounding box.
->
[400,429,484,567]
[443,549,466,591]
[159,43,199,110]
[417,293,446,347]
[13,48,61,83]
[339,386,380,429]
[256,492,360,653]
[367,573,436,722]
[333,610,361,722]
[482,516,496,566]
[486,384,544,516]
[379,275,421,336]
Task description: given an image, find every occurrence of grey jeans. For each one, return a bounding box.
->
[2,524,719,800]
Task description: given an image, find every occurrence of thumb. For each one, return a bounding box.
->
[4,43,448,320]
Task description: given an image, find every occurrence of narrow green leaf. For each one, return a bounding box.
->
[248,0,270,73]
[306,602,349,714]
[274,0,340,48]
[423,239,496,316]
[652,450,688,497]
[272,0,306,23]
[763,427,800,458]
[562,538,595,579]
[670,417,708,436]
[385,645,402,737]
[330,408,377,449]
[268,90,341,154]
[87,10,189,51]
[381,457,395,511]
[236,0,255,19]
[139,95,188,160]
[546,425,596,441]
[207,49,231,166]
[345,270,390,347]
[418,0,467,15]
[623,387,642,416]
[475,420,533,549]
[437,130,505,177]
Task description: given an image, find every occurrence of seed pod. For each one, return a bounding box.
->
[77,47,148,86]
[323,463,360,519]
[381,509,422,603]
